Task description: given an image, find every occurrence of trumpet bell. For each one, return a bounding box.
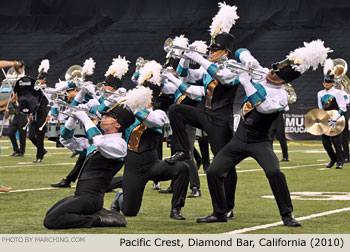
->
[65,65,82,81]
[163,38,173,53]
[283,83,297,104]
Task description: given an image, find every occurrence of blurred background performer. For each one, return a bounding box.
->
[165,2,240,219]
[269,110,289,162]
[197,39,332,225]
[13,75,48,163]
[25,60,51,163]
[340,89,350,163]
[317,59,347,169]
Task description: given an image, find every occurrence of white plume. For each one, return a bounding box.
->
[105,56,130,79]
[209,2,239,37]
[82,57,96,76]
[190,40,208,55]
[137,60,162,86]
[323,58,334,75]
[123,85,153,113]
[287,39,333,74]
[173,35,189,56]
[38,59,50,73]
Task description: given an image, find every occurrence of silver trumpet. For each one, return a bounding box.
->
[218,55,267,81]
[164,38,209,59]
[52,98,99,120]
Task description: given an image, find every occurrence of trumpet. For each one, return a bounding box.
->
[52,99,99,120]
[95,82,115,97]
[218,55,266,81]
[164,38,209,59]
[333,58,350,94]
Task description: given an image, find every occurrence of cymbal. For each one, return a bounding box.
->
[305,108,330,136]
[324,110,346,136]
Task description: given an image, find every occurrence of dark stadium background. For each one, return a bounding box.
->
[0,0,349,106]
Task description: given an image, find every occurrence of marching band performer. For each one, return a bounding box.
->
[110,61,190,220]
[196,40,332,225]
[165,2,240,218]
[51,57,129,188]
[44,102,135,229]
[26,60,52,163]
[159,36,206,198]
[317,59,347,169]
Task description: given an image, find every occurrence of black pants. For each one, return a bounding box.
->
[28,121,46,159]
[44,179,105,229]
[170,125,200,189]
[8,114,27,154]
[169,104,237,211]
[197,136,210,170]
[121,149,189,216]
[322,134,343,163]
[66,153,86,183]
[341,110,349,160]
[207,136,293,216]
[269,113,288,159]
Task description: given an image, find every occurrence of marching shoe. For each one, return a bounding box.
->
[282,213,301,227]
[0,185,13,192]
[33,158,42,163]
[280,158,289,162]
[51,178,71,188]
[196,213,227,223]
[187,187,201,198]
[111,191,123,212]
[14,152,24,157]
[226,209,235,219]
[158,187,173,194]
[10,151,18,156]
[326,160,336,168]
[336,162,343,169]
[343,158,350,163]
[92,208,127,227]
[170,208,186,220]
[165,151,191,164]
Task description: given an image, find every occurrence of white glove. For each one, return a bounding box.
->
[163,72,182,87]
[84,99,100,110]
[115,87,127,96]
[71,110,89,122]
[239,72,252,85]
[77,103,90,111]
[80,82,95,94]
[55,81,70,92]
[244,57,259,69]
[328,119,337,128]
[240,51,259,69]
[183,51,204,64]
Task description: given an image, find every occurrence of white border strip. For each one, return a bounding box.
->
[223,207,350,234]
[0,186,76,194]
[199,163,328,176]
[0,163,76,169]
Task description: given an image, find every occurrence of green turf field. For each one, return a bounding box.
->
[0,139,349,234]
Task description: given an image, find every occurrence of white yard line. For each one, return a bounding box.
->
[223,207,350,234]
[0,163,76,169]
[0,185,76,194]
[199,163,328,176]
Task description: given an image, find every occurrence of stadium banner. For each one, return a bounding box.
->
[0,234,349,252]
[233,104,349,141]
